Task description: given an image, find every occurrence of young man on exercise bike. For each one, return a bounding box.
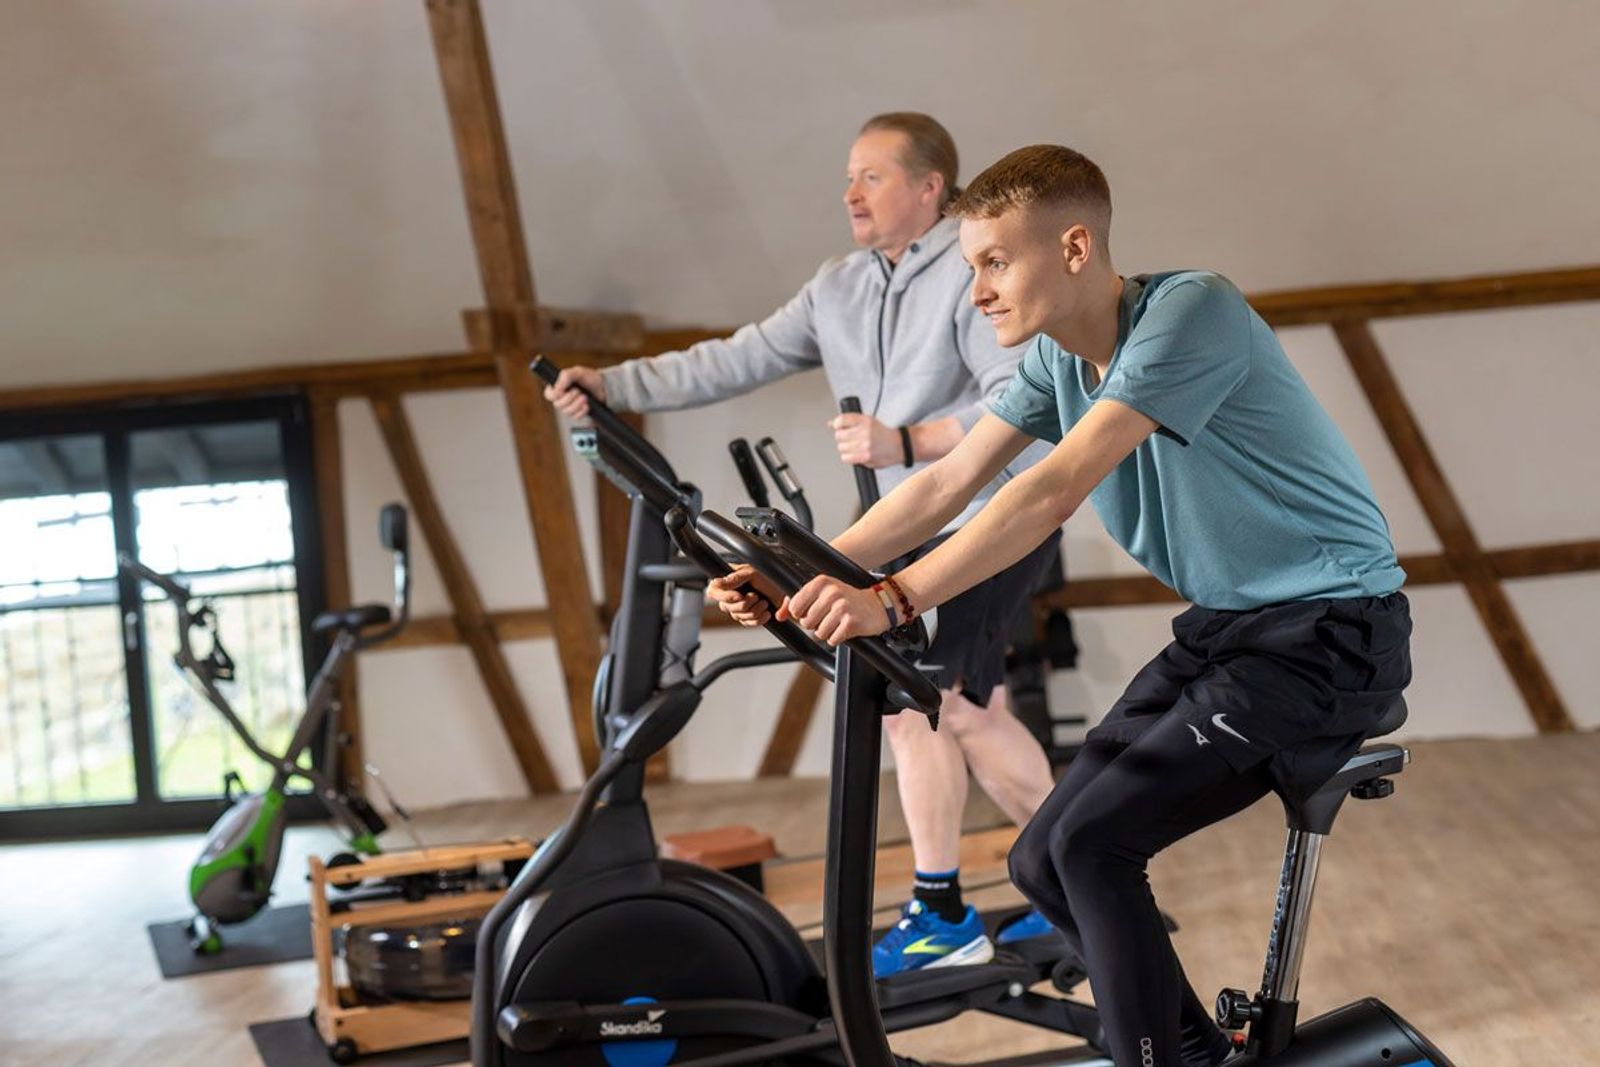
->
[712,145,1411,1067]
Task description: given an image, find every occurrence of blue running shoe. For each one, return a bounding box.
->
[995,907,1057,945]
[872,900,993,979]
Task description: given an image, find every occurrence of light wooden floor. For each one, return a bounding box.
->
[3,734,1598,1066]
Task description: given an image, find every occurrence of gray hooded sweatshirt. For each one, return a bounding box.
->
[600,217,1046,533]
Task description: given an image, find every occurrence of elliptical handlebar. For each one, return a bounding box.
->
[530,356,681,490]
[837,396,881,511]
[728,438,770,508]
[755,437,815,531]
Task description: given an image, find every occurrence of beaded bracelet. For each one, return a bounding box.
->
[880,574,917,625]
[870,582,900,630]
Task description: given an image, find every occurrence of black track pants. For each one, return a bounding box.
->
[1008,714,1274,1067]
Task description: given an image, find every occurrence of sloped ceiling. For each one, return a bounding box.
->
[2,0,1596,388]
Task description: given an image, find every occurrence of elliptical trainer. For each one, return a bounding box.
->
[468,359,1112,1067]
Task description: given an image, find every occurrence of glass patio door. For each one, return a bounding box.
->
[0,397,325,838]
[0,434,135,811]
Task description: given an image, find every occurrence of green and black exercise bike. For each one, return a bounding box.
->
[121,503,411,955]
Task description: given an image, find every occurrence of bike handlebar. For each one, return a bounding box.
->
[679,507,940,717]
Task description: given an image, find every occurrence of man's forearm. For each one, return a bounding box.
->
[891,464,1077,614]
[834,412,1038,572]
[890,399,1159,612]
[832,465,970,572]
[908,416,965,463]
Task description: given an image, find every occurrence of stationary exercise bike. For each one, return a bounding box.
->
[121,503,412,955]
[469,359,1110,1067]
[689,512,1456,1067]
[760,586,1453,1066]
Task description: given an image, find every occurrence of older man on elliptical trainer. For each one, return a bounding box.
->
[546,113,1066,977]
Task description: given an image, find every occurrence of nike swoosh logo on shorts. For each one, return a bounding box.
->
[1211,713,1251,744]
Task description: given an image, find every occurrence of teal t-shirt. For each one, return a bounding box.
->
[989,271,1405,610]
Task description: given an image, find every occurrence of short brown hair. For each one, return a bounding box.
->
[947,144,1112,245]
[860,112,960,208]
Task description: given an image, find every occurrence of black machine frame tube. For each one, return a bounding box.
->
[728,438,771,508]
[823,645,896,1067]
[472,747,631,1064]
[122,555,326,782]
[272,631,356,795]
[600,497,673,807]
[691,647,798,690]
[755,436,815,531]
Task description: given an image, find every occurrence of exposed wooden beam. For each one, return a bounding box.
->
[0,350,642,416]
[386,610,556,650]
[10,262,1594,419]
[463,306,644,355]
[758,665,827,778]
[1039,542,1600,610]
[425,0,532,308]
[425,0,608,774]
[495,355,607,774]
[0,351,472,413]
[1333,320,1574,733]
[370,392,558,793]
[1251,265,1600,327]
[427,0,608,775]
[0,263,1581,416]
[308,393,364,785]
[388,536,1600,650]
[307,397,363,782]
[635,265,1600,347]
[389,602,747,651]
[1486,539,1600,580]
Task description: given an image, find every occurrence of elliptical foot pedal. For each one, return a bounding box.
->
[1049,956,1087,993]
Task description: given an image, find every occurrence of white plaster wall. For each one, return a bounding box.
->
[4,1,1597,387]
[1,1,1596,801]
[1504,574,1600,731]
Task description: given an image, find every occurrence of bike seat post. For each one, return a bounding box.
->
[1221,739,1409,1056]
[1250,825,1324,1054]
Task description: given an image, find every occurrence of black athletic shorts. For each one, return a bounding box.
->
[891,529,1063,708]
[1086,592,1412,803]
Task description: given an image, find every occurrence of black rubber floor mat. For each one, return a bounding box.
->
[249,1015,466,1067]
[147,902,312,978]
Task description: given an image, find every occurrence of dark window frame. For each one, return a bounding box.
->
[0,392,334,840]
